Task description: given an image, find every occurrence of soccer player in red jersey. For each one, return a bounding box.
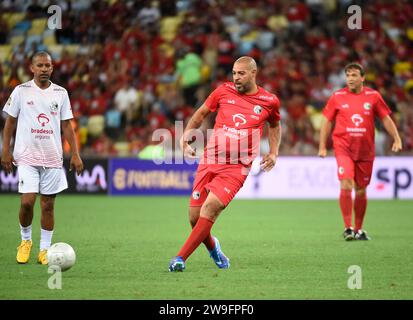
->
[318,63,402,241]
[169,56,282,271]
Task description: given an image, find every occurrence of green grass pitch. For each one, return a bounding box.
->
[0,195,412,299]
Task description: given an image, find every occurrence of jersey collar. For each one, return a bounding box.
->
[345,86,365,95]
[31,79,53,91]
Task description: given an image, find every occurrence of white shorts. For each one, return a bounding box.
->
[17,165,68,195]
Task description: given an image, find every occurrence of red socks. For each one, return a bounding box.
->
[190,218,215,251]
[354,193,367,231]
[339,189,353,228]
[177,216,215,261]
[203,234,215,251]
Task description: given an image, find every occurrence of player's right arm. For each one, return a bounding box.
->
[318,95,336,158]
[180,103,211,157]
[2,87,21,173]
[1,115,17,174]
[318,115,332,158]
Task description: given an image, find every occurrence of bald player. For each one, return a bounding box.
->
[169,56,282,272]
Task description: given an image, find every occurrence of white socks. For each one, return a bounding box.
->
[20,224,32,241]
[20,225,54,250]
[40,228,54,251]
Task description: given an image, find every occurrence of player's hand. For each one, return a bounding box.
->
[392,138,402,153]
[70,154,84,175]
[318,148,327,158]
[260,153,277,172]
[1,151,14,174]
[180,137,196,158]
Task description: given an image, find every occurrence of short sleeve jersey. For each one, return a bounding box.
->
[203,82,281,166]
[322,87,391,160]
[3,80,73,168]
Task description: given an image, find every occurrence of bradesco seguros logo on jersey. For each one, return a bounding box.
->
[32,114,53,138]
[346,113,366,134]
[232,114,247,127]
[351,114,363,126]
[37,113,50,127]
[222,114,248,139]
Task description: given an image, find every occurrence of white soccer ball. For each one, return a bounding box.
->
[47,242,76,272]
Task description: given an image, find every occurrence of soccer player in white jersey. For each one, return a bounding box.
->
[1,51,83,265]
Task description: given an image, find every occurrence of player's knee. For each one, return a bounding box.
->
[41,200,55,215]
[20,201,34,214]
[188,208,200,227]
[355,187,366,197]
[201,202,224,220]
[340,179,353,190]
[189,216,198,228]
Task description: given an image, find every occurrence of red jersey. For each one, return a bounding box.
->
[323,87,391,160]
[202,82,281,166]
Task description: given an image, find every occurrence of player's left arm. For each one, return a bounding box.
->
[381,115,402,152]
[61,119,84,175]
[375,92,402,153]
[260,121,281,172]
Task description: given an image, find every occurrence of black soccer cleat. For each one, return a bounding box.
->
[343,228,355,241]
[355,230,371,241]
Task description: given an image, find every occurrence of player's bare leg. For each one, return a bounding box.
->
[189,206,200,227]
[16,193,36,263]
[340,179,353,191]
[19,193,36,227]
[354,185,370,240]
[340,179,355,240]
[199,192,225,221]
[38,194,56,264]
[40,194,55,231]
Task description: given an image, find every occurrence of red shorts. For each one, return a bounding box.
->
[190,163,249,207]
[336,155,374,187]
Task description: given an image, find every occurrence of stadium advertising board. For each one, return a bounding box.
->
[236,157,413,199]
[2,157,411,198]
[0,167,18,193]
[63,158,108,194]
[0,158,108,194]
[109,159,197,195]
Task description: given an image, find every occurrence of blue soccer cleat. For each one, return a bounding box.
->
[169,256,185,272]
[209,237,230,269]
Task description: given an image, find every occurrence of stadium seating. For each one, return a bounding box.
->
[0,1,412,156]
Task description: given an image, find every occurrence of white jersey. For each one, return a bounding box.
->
[3,80,73,168]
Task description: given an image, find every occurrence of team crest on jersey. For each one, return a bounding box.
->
[363,103,371,110]
[192,191,200,200]
[338,167,345,175]
[50,101,59,115]
[253,105,262,115]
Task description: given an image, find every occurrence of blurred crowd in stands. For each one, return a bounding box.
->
[1,0,413,158]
